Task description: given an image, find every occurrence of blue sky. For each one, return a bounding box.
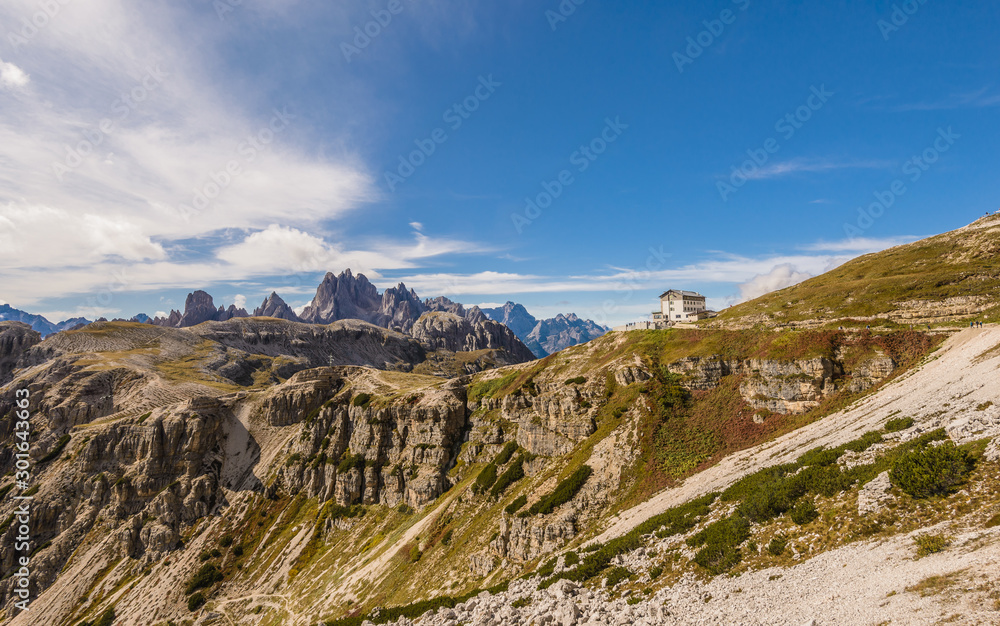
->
[0,0,997,327]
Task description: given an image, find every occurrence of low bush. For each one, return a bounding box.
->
[564,376,587,385]
[505,495,528,515]
[187,592,206,611]
[767,535,787,556]
[885,416,914,432]
[789,499,819,525]
[442,529,453,545]
[38,434,71,464]
[489,458,525,499]
[564,551,579,566]
[890,441,975,499]
[351,393,372,407]
[337,452,366,474]
[604,566,633,587]
[648,565,663,580]
[219,535,233,548]
[986,513,1000,529]
[914,533,950,558]
[473,463,498,495]
[524,465,592,516]
[494,442,519,466]
[186,563,223,595]
[537,558,557,577]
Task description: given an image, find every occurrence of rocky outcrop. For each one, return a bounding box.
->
[411,311,536,364]
[151,291,249,328]
[492,513,577,562]
[0,322,41,384]
[266,369,468,508]
[379,283,425,332]
[667,354,895,415]
[298,269,383,325]
[253,291,300,321]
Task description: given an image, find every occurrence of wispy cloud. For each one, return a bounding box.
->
[741,158,895,180]
[799,236,918,253]
[886,88,1000,112]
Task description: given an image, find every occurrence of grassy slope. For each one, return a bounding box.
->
[713,215,1000,327]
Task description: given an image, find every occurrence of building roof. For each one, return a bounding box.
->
[659,289,705,299]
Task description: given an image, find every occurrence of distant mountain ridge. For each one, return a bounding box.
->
[0,304,90,337]
[3,271,607,356]
[480,301,608,357]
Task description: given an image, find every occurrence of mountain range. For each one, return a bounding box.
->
[0,270,606,356]
[0,218,999,624]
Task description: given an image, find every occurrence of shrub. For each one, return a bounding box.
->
[186,563,223,594]
[525,465,592,516]
[489,459,525,499]
[494,442,519,466]
[885,416,914,432]
[767,535,787,556]
[219,535,233,548]
[789,499,819,526]
[87,607,115,626]
[38,434,71,464]
[914,533,950,558]
[511,597,531,609]
[986,513,1000,529]
[337,451,366,474]
[473,463,498,495]
[442,529,453,545]
[890,442,975,499]
[648,565,663,580]
[187,592,206,611]
[408,544,422,563]
[537,557,557,577]
[564,551,579,566]
[233,544,244,557]
[505,495,528,515]
[604,566,633,587]
[689,515,750,575]
[351,393,372,407]
[564,376,587,385]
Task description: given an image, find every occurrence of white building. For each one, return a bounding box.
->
[612,289,714,332]
[653,289,707,322]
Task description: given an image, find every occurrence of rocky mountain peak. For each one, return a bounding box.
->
[253,292,300,322]
[299,269,381,324]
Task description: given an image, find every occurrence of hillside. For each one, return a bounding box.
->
[1,223,998,625]
[713,214,1000,329]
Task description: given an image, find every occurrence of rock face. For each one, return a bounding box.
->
[298,269,383,325]
[0,322,41,384]
[153,291,249,328]
[253,292,300,322]
[266,369,469,508]
[482,302,607,358]
[411,310,536,363]
[666,353,896,415]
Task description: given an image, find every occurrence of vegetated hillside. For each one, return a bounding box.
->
[0,316,959,625]
[713,214,1000,329]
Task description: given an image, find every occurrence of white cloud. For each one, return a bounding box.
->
[233,294,246,309]
[736,263,813,303]
[740,158,894,180]
[799,236,918,253]
[0,60,29,88]
[155,310,168,318]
